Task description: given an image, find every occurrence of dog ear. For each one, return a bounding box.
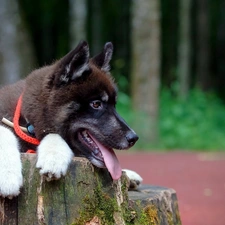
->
[59,41,90,83]
[92,42,113,72]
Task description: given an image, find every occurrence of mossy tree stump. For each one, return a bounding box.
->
[0,154,181,225]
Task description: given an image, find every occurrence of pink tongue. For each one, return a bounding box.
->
[89,134,122,180]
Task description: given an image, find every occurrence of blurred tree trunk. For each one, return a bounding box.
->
[161,0,179,87]
[196,0,210,91]
[87,0,102,54]
[69,0,87,48]
[215,0,225,100]
[177,0,191,99]
[0,0,36,85]
[131,0,161,142]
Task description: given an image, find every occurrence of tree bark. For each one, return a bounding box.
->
[196,0,210,91]
[88,0,102,54]
[131,0,161,143]
[177,0,191,99]
[0,0,36,85]
[0,154,181,225]
[129,185,182,225]
[69,0,87,48]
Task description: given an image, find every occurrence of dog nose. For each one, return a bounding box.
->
[126,131,139,147]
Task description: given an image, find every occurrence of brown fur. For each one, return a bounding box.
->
[0,41,139,199]
[20,61,115,140]
[0,41,138,156]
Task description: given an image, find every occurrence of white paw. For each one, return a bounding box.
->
[0,172,23,198]
[36,134,74,181]
[122,169,143,190]
[0,126,23,198]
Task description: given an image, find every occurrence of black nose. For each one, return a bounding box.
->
[126,131,139,147]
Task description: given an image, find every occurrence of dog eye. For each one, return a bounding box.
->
[90,100,102,109]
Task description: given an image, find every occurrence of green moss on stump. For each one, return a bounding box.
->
[72,188,155,225]
[72,182,119,225]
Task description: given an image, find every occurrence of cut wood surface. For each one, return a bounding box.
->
[0,154,181,225]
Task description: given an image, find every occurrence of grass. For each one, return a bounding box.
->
[116,89,225,151]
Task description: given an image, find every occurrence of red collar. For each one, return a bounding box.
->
[13,94,40,147]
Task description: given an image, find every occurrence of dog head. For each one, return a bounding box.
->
[23,41,138,179]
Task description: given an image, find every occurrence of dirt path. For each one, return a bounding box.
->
[117,151,225,225]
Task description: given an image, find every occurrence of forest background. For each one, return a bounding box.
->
[0,0,225,151]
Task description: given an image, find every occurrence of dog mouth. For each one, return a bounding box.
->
[78,130,122,180]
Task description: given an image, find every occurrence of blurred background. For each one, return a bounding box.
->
[1,0,225,150]
[0,1,225,224]
[0,0,225,150]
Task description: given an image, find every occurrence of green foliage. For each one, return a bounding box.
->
[117,88,225,150]
[160,88,225,150]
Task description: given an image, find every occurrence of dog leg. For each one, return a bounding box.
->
[122,169,143,190]
[36,134,74,181]
[0,126,23,198]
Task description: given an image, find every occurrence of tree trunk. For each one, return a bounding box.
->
[0,0,36,85]
[177,0,191,99]
[69,0,87,48]
[131,0,161,143]
[196,0,210,91]
[0,154,181,225]
[88,0,102,54]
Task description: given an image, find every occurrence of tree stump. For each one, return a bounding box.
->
[0,154,182,225]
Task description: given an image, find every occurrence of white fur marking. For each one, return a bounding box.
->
[60,74,69,83]
[72,63,89,79]
[102,47,112,72]
[65,64,71,74]
[0,126,23,197]
[63,45,90,82]
[36,134,74,179]
[71,45,90,79]
[101,92,109,102]
[122,169,143,184]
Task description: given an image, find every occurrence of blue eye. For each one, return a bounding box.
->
[90,100,102,109]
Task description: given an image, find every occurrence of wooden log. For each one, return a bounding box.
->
[0,154,182,225]
[128,185,182,225]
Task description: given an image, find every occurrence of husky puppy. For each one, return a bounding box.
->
[0,41,140,198]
